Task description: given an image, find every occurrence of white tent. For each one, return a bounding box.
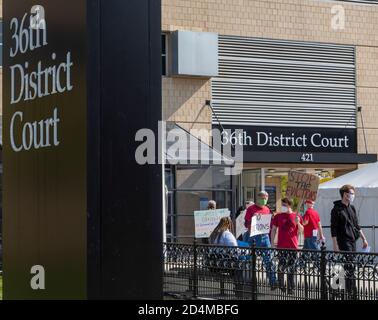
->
[315,162,378,252]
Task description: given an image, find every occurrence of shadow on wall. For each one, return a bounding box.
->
[163,77,211,123]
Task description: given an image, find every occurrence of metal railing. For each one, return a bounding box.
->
[322,226,377,252]
[164,242,378,300]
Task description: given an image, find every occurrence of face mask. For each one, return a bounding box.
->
[281,206,289,213]
[347,193,355,203]
[258,199,268,206]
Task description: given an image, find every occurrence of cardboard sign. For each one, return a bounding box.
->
[286,171,320,202]
[236,210,248,239]
[194,209,230,239]
[250,214,272,237]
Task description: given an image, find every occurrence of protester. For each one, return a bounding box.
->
[330,184,369,300]
[331,185,368,252]
[236,201,254,241]
[243,191,271,243]
[208,200,217,210]
[302,200,325,250]
[209,217,244,297]
[271,198,303,295]
[245,200,254,209]
[243,191,277,290]
[210,216,238,246]
[236,200,254,219]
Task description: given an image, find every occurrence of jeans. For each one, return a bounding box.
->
[243,232,277,286]
[278,251,297,292]
[300,237,321,272]
[338,240,358,300]
[303,237,320,250]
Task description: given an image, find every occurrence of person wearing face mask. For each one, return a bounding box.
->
[271,198,304,295]
[244,191,271,243]
[243,191,277,290]
[302,200,325,250]
[331,184,368,300]
[331,185,368,252]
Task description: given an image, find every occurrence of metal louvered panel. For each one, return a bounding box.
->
[212,36,356,129]
[329,0,378,5]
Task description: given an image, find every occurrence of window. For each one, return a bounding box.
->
[165,166,233,243]
[162,33,168,76]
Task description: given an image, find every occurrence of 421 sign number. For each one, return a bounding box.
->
[301,153,314,162]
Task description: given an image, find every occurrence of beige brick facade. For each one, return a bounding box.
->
[162,0,378,157]
[1,1,377,157]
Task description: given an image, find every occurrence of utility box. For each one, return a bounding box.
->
[171,30,218,78]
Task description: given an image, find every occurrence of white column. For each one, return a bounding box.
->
[162,166,167,243]
[261,168,266,191]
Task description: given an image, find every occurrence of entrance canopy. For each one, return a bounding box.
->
[165,123,235,167]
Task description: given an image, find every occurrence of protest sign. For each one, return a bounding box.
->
[286,171,320,202]
[236,210,248,239]
[250,214,272,237]
[194,208,230,238]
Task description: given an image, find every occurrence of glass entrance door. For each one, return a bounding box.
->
[238,169,262,206]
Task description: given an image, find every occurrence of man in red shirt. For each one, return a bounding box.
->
[271,198,303,295]
[243,191,277,289]
[302,200,325,250]
[244,192,271,235]
[271,198,303,249]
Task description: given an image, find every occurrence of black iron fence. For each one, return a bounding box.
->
[322,226,377,252]
[164,242,378,300]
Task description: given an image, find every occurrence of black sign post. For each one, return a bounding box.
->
[3,0,162,300]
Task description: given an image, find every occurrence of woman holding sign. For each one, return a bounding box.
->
[271,198,304,295]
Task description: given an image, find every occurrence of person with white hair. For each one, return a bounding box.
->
[243,190,277,290]
[207,200,216,210]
